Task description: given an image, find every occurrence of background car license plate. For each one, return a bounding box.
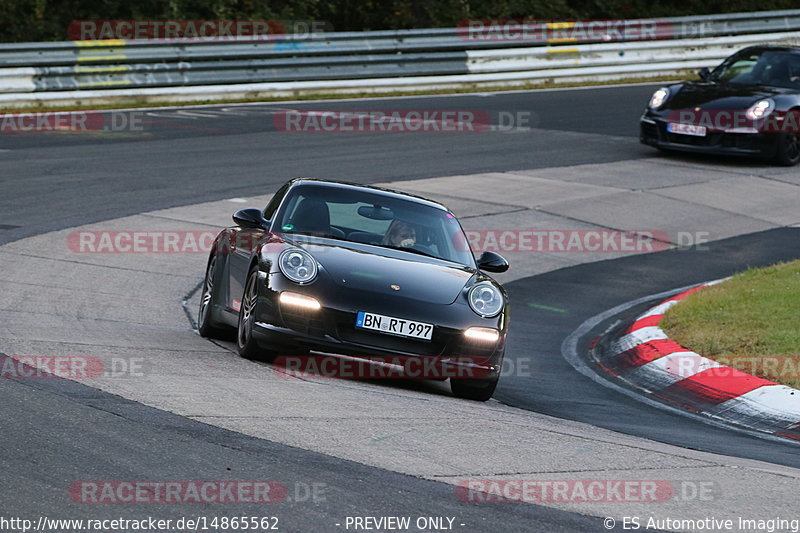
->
[356,311,433,341]
[667,122,707,136]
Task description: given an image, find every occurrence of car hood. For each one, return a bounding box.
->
[299,241,476,305]
[661,81,786,111]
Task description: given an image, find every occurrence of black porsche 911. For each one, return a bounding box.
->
[640,45,800,165]
[198,178,510,401]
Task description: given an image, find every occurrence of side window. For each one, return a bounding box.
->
[719,54,759,82]
[263,183,290,221]
[279,194,303,229]
[788,58,800,86]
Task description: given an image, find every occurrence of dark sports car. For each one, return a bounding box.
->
[198,178,510,401]
[640,45,800,165]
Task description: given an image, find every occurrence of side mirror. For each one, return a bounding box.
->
[698,67,711,80]
[233,208,269,229]
[476,251,509,273]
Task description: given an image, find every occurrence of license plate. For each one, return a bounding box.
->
[355,311,433,341]
[667,122,707,136]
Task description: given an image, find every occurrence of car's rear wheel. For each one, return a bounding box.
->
[237,266,278,362]
[774,112,800,166]
[198,255,234,340]
[450,375,499,402]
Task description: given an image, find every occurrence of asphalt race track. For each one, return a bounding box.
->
[0,369,599,531]
[502,227,800,467]
[2,84,800,531]
[0,85,655,246]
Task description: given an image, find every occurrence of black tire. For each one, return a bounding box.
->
[198,254,234,340]
[237,266,278,362]
[774,130,800,166]
[450,375,499,402]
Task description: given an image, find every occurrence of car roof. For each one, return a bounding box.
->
[738,45,800,54]
[284,178,451,212]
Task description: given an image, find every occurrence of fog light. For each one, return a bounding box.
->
[280,292,321,310]
[464,327,500,343]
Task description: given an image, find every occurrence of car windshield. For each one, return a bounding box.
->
[272,183,476,267]
[711,49,800,89]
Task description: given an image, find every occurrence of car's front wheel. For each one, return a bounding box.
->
[198,254,234,340]
[450,374,499,402]
[237,266,278,362]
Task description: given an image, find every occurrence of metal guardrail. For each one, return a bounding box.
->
[1,9,800,106]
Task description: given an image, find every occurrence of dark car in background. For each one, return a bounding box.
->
[198,178,510,401]
[641,45,800,165]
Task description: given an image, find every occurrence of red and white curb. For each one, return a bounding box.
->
[598,282,800,441]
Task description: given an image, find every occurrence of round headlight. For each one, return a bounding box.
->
[468,282,504,318]
[649,87,670,109]
[279,248,318,284]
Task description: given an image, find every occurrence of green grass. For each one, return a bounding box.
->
[661,260,800,388]
[0,74,687,113]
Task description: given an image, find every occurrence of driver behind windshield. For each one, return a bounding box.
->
[382,220,416,248]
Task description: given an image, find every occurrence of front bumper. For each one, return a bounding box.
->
[639,115,777,158]
[252,272,507,379]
